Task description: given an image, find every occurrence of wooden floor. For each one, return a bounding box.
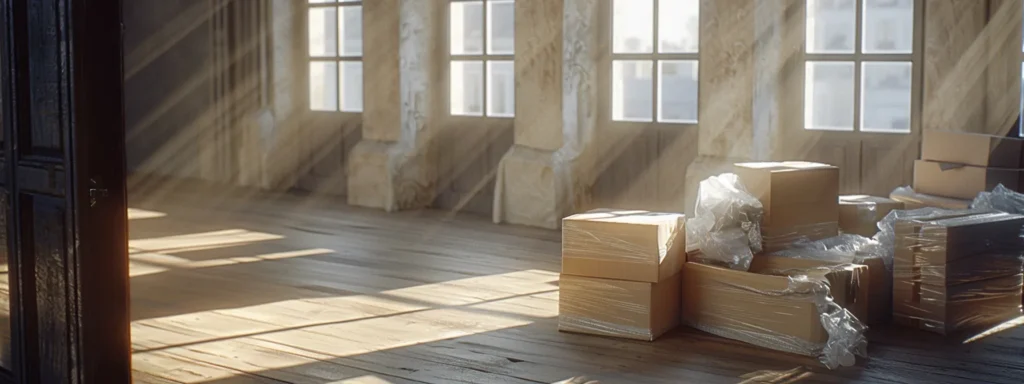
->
[128,182,1024,384]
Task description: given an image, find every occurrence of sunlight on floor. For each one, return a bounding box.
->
[129,229,284,254]
[131,270,560,383]
[128,208,168,220]
[962,315,1024,344]
[326,376,397,384]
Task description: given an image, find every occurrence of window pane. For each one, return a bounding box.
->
[861,61,911,132]
[804,61,854,130]
[658,60,698,123]
[339,5,362,57]
[451,61,484,116]
[487,61,515,117]
[310,0,335,3]
[612,60,653,122]
[862,0,914,54]
[658,0,699,53]
[487,0,515,54]
[613,0,653,54]
[451,1,484,55]
[806,0,856,54]
[309,7,338,57]
[340,61,363,112]
[310,61,339,111]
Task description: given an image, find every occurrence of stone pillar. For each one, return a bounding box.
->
[682,0,759,216]
[492,0,598,229]
[921,0,989,133]
[986,0,1023,135]
[347,0,440,211]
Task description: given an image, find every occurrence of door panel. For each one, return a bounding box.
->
[1,0,131,383]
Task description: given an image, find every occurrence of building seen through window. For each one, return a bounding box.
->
[451,0,515,117]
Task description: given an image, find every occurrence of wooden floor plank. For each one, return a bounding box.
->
[127,180,1024,384]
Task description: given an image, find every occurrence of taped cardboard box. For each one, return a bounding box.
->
[562,209,685,283]
[558,273,681,341]
[921,130,1024,168]
[734,162,840,228]
[761,222,839,253]
[913,160,1024,200]
[681,260,867,369]
[839,195,904,237]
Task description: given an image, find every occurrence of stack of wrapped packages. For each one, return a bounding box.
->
[558,209,686,341]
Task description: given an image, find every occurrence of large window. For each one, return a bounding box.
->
[449,0,515,117]
[804,0,917,132]
[610,0,699,123]
[308,0,363,112]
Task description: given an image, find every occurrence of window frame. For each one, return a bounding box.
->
[447,0,516,119]
[599,0,701,129]
[306,0,363,115]
[801,0,924,135]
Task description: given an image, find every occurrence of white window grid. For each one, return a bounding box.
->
[449,0,516,118]
[307,0,363,113]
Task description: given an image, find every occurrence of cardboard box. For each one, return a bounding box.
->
[889,186,971,210]
[839,195,904,237]
[561,209,685,283]
[913,160,1024,200]
[761,222,839,253]
[734,162,840,228]
[558,273,681,341]
[893,274,1023,335]
[749,256,870,322]
[681,259,867,358]
[854,256,892,325]
[922,130,1024,168]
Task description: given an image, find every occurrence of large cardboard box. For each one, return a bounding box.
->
[892,211,1024,334]
[682,259,867,359]
[558,273,682,341]
[913,160,1024,200]
[734,162,840,228]
[838,195,904,237]
[748,256,870,322]
[561,209,685,283]
[922,130,1024,168]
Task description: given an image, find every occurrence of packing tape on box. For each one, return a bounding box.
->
[683,265,867,369]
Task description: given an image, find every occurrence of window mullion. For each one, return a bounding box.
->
[853,0,864,132]
[652,0,660,122]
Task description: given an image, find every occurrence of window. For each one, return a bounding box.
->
[610,0,699,123]
[308,0,363,112]
[450,0,515,117]
[1019,2,1024,136]
[804,0,917,132]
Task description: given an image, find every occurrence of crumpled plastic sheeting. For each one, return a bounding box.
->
[972,184,1024,214]
[769,234,883,267]
[686,268,867,369]
[685,173,764,271]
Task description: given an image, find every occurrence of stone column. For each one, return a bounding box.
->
[986,0,1023,135]
[681,0,759,215]
[492,0,598,229]
[347,0,441,211]
[921,0,989,133]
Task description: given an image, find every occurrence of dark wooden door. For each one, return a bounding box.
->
[0,0,131,383]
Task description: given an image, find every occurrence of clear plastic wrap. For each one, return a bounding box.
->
[561,209,685,283]
[558,273,680,341]
[685,173,763,271]
[761,222,840,254]
[769,234,883,267]
[838,195,904,237]
[681,262,867,369]
[890,210,1024,334]
[971,184,1024,214]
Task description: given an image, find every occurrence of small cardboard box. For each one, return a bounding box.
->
[681,259,868,357]
[558,273,682,341]
[913,160,1024,200]
[734,162,840,228]
[854,256,892,325]
[922,130,1024,168]
[838,195,904,237]
[561,209,685,283]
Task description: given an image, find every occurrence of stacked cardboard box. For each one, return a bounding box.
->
[839,195,904,237]
[681,257,868,366]
[914,131,1024,200]
[892,210,1024,334]
[734,162,840,253]
[558,209,686,341]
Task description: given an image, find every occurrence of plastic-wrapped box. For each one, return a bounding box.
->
[681,260,868,369]
[562,209,685,283]
[558,274,681,341]
[891,211,1024,334]
[761,222,839,253]
[889,186,971,210]
[838,195,904,237]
